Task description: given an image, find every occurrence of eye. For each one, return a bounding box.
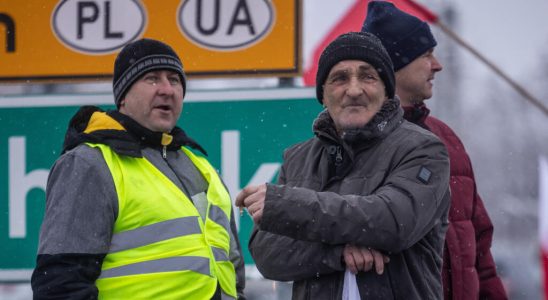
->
[422,50,435,59]
[168,76,181,85]
[144,74,159,83]
[359,72,377,82]
[328,73,347,84]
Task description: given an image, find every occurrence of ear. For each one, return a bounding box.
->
[118,99,126,112]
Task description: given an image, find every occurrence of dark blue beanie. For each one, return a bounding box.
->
[316,31,395,104]
[113,38,186,108]
[361,1,437,71]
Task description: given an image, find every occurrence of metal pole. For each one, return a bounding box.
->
[435,20,548,117]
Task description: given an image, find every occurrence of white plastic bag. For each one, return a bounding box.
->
[342,269,361,300]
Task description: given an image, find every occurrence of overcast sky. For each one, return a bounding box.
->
[454,0,548,78]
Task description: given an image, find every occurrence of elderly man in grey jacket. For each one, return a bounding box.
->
[236,31,450,300]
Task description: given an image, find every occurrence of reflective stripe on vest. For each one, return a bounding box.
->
[103,215,229,266]
[99,256,210,278]
[89,143,237,299]
[107,217,201,253]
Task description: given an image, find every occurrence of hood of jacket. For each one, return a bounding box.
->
[62,105,207,157]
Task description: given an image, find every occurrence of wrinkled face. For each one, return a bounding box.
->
[119,70,184,132]
[322,60,388,133]
[395,48,443,106]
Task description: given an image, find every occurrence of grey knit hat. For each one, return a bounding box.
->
[316,31,395,104]
[113,38,186,108]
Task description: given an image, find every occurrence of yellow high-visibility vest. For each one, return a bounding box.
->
[91,143,237,299]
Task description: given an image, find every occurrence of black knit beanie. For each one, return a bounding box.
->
[361,1,437,71]
[113,38,186,108]
[316,31,395,104]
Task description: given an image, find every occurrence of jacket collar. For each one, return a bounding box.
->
[62,105,207,157]
[402,102,430,128]
[313,96,404,148]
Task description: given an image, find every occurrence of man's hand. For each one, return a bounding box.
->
[235,184,267,223]
[343,244,390,275]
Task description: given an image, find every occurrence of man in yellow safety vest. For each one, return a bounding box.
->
[31,38,246,300]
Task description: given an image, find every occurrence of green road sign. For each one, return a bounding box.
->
[0,88,321,281]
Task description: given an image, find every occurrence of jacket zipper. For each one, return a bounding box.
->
[161,133,173,159]
[335,146,343,165]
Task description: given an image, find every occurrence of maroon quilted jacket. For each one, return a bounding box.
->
[403,104,507,300]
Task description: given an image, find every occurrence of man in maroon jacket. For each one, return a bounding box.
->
[362,1,507,299]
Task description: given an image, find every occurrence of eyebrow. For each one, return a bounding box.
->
[328,69,347,77]
[329,63,375,76]
[358,64,375,72]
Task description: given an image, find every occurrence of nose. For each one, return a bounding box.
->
[432,55,443,72]
[346,76,364,98]
[156,76,175,96]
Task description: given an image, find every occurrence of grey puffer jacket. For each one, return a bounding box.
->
[249,97,451,300]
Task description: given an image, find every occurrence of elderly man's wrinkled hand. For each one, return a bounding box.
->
[235,184,267,223]
[343,244,390,275]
